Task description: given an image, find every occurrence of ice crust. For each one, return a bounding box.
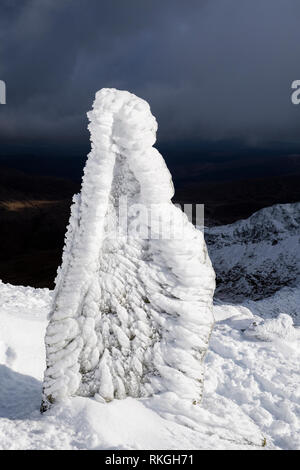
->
[42,89,215,408]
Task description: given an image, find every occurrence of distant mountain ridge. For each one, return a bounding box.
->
[205,202,300,301]
[0,165,300,289]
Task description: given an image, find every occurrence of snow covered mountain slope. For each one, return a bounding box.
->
[205,202,300,302]
[244,285,300,326]
[0,281,299,450]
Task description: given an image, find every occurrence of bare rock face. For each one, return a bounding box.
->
[41,89,215,411]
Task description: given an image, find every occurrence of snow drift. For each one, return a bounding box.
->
[42,88,215,410]
[243,313,298,342]
[2,281,300,449]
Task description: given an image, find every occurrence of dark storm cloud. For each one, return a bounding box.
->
[0,0,300,150]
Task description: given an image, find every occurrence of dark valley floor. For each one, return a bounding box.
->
[0,165,300,288]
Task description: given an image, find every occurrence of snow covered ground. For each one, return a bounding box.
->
[0,280,299,450]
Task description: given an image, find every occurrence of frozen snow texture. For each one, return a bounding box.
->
[1,281,299,449]
[243,314,299,342]
[42,89,215,409]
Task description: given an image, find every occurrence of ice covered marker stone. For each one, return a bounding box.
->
[41,88,215,411]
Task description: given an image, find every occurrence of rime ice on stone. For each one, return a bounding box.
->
[41,88,215,411]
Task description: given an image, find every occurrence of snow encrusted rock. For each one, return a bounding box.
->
[243,314,299,342]
[205,202,300,302]
[42,89,215,409]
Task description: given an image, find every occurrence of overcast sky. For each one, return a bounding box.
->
[1,0,300,160]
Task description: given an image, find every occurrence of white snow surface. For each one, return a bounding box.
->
[43,89,215,408]
[243,314,298,342]
[0,280,299,450]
